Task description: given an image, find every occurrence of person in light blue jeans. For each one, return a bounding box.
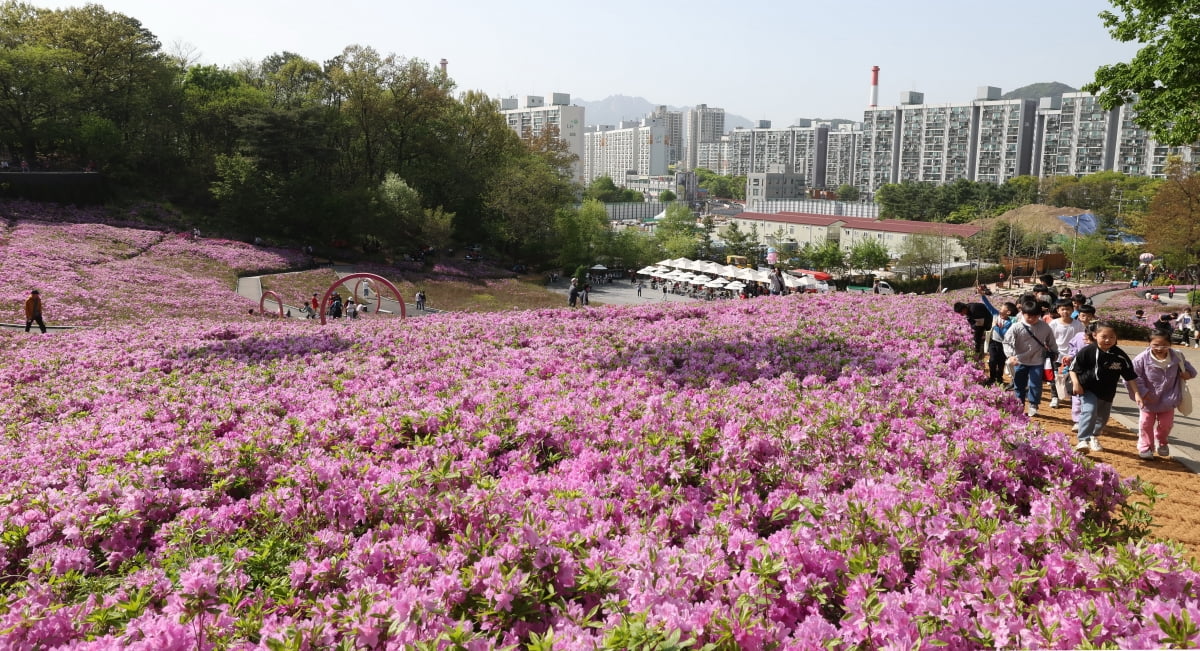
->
[1003,301,1058,417]
[1069,321,1142,453]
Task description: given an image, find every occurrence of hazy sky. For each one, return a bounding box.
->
[33,0,1141,125]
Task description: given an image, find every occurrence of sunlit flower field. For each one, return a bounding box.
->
[2,217,1199,649]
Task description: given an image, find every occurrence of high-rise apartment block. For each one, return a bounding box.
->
[685,104,725,171]
[650,105,685,167]
[583,118,670,183]
[825,125,861,190]
[499,93,586,185]
[723,124,829,188]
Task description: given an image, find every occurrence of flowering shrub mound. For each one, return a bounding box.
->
[0,220,307,324]
[2,294,1199,649]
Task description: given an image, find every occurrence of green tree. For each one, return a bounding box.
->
[836,184,860,201]
[483,154,575,261]
[556,199,609,271]
[656,203,701,259]
[1068,233,1114,273]
[659,189,676,202]
[846,238,891,272]
[210,153,277,232]
[371,172,424,246]
[1144,157,1200,270]
[585,177,624,202]
[810,240,847,275]
[721,221,758,260]
[1084,0,1200,145]
[695,168,746,200]
[897,234,945,280]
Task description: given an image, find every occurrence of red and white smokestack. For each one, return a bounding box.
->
[869,66,880,108]
[439,58,448,75]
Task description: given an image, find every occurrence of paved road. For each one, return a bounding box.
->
[1091,291,1200,473]
[547,278,711,306]
[236,265,439,320]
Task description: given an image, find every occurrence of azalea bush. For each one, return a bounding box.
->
[1,219,307,325]
[3,287,1199,648]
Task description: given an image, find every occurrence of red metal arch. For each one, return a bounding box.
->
[319,273,406,325]
[259,290,285,318]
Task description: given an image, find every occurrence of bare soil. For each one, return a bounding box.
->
[983,204,1092,236]
[1029,406,1200,561]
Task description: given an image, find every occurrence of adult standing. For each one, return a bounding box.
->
[24,289,46,333]
[953,300,994,359]
[769,268,784,296]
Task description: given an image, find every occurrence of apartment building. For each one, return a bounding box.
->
[582,118,670,183]
[857,100,902,192]
[696,138,731,175]
[499,93,586,185]
[685,104,725,170]
[825,125,861,189]
[745,164,806,211]
[724,124,829,187]
[1113,103,1200,177]
[974,94,1037,184]
[650,105,685,167]
[1035,92,1119,178]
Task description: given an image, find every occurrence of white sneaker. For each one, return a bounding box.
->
[1089,437,1103,452]
[1049,397,1060,409]
[1158,445,1170,457]
[1070,422,1079,431]
[1075,439,1090,451]
[1027,406,1038,417]
[1138,450,1154,460]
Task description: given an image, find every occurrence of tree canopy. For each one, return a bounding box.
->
[0,1,604,265]
[874,177,1037,222]
[1084,0,1200,145]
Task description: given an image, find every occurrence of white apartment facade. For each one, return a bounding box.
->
[582,118,670,183]
[685,104,725,171]
[499,93,586,185]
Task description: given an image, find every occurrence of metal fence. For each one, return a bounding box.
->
[744,199,879,219]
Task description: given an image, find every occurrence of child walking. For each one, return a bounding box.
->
[1068,321,1142,453]
[1131,327,1197,459]
[1003,302,1058,417]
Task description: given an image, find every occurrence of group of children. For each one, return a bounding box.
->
[980,284,1195,458]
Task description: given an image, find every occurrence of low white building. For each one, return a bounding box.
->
[726,211,980,260]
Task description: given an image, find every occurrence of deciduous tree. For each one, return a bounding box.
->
[1145,157,1200,269]
[1085,0,1200,145]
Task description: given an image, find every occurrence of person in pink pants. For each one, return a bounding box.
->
[1131,328,1196,459]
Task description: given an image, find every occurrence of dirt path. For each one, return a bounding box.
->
[1028,406,1200,561]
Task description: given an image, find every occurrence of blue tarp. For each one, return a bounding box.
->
[1060,212,1099,236]
[1057,212,1098,235]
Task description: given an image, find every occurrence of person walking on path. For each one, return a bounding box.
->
[1169,283,1176,299]
[1131,327,1197,459]
[980,292,1016,386]
[24,289,46,333]
[1003,302,1058,417]
[1069,321,1142,453]
[415,290,426,311]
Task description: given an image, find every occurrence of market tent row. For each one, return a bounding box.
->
[639,258,818,289]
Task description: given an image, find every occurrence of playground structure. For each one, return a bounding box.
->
[258,290,285,318]
[319,273,405,324]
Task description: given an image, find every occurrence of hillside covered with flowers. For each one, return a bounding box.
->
[1,219,1199,649]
